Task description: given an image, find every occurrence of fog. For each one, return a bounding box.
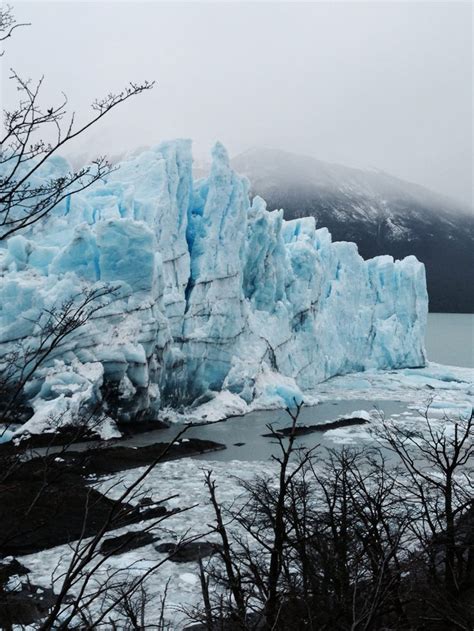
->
[2,1,472,205]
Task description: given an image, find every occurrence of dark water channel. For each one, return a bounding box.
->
[126,399,408,462]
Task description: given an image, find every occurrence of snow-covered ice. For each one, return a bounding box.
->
[19,458,275,629]
[315,362,473,405]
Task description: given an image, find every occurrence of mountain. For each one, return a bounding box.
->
[232,148,473,313]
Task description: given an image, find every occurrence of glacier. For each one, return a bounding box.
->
[0,140,428,436]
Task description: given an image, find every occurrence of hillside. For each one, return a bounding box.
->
[232,148,473,313]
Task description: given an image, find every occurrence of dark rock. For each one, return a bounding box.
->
[233,442,245,447]
[117,418,170,437]
[138,496,155,507]
[0,426,99,456]
[0,437,223,556]
[137,505,168,521]
[100,531,158,556]
[262,416,369,438]
[0,582,56,628]
[0,416,168,453]
[58,437,226,476]
[0,558,29,585]
[0,476,136,556]
[155,540,220,563]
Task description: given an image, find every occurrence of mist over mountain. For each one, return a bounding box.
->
[232,148,473,314]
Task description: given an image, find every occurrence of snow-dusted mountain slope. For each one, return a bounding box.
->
[232,148,473,313]
[0,141,428,432]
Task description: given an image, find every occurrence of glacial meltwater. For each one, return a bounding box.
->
[425,313,474,368]
[129,399,407,462]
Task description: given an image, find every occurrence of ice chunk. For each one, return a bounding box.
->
[12,361,120,439]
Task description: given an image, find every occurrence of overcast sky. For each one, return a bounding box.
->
[3,1,472,205]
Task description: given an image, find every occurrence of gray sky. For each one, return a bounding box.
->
[3,1,473,205]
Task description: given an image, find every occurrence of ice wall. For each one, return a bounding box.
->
[0,140,428,431]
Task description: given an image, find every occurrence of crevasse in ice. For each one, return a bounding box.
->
[0,140,428,434]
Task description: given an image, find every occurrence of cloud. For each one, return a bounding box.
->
[5,1,472,205]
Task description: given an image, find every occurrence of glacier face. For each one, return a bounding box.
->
[0,140,428,433]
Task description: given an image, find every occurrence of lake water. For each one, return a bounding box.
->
[425,313,473,368]
[129,399,407,462]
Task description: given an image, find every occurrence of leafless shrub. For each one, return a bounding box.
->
[190,405,473,631]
